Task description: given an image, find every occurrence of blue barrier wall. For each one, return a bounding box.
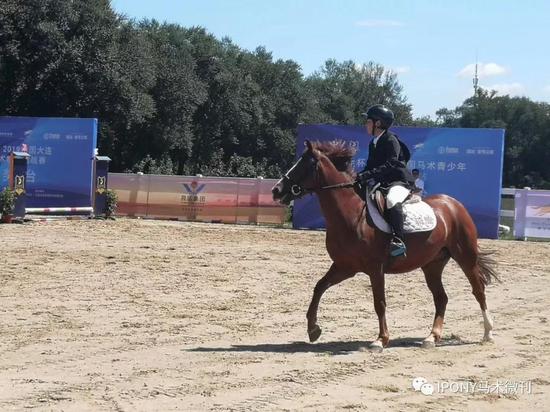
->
[294,125,505,239]
[0,117,97,208]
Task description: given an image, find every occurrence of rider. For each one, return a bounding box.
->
[355,104,414,257]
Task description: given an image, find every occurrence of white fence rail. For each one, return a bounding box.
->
[500,188,516,218]
[499,187,550,239]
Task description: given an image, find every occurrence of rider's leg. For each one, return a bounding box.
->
[386,185,410,257]
[389,203,405,239]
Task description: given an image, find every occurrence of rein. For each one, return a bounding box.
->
[294,181,355,197]
[318,182,355,190]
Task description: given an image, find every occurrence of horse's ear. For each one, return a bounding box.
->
[305,140,313,151]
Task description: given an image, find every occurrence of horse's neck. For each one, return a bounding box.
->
[317,166,364,232]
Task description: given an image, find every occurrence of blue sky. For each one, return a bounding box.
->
[111,0,550,118]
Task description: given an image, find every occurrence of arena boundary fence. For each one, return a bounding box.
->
[109,173,286,225]
[25,207,94,214]
[107,173,546,238]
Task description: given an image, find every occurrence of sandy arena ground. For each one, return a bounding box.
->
[1,218,549,411]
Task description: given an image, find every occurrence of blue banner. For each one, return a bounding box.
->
[0,117,97,208]
[294,125,505,239]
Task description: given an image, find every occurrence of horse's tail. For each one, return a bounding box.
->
[478,250,501,285]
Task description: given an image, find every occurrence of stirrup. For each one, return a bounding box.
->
[390,237,407,257]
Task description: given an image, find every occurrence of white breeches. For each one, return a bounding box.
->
[386,185,410,208]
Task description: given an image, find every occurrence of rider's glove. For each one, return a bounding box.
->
[356,170,372,185]
[366,178,376,190]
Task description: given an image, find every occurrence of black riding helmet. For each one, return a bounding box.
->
[362,104,394,129]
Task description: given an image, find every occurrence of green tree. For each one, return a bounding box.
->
[437,89,550,188]
[304,60,413,125]
[132,21,207,174]
[0,0,157,172]
[0,0,121,116]
[0,2,414,180]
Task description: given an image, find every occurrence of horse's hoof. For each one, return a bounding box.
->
[308,325,322,342]
[421,339,436,349]
[482,335,495,344]
[368,340,384,353]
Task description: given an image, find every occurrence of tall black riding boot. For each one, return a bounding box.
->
[388,202,406,257]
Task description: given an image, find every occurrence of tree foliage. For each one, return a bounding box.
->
[304,60,412,125]
[435,89,550,188]
[0,1,415,178]
[3,1,546,188]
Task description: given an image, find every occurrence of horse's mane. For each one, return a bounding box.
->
[313,140,356,176]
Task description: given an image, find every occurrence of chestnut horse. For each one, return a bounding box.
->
[272,140,499,351]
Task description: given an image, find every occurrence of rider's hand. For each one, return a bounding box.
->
[356,170,372,185]
[366,178,376,190]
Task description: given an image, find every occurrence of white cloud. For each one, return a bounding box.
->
[392,66,410,74]
[483,82,525,96]
[355,19,404,28]
[458,62,507,78]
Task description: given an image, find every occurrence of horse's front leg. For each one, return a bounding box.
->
[306,263,354,342]
[368,270,389,351]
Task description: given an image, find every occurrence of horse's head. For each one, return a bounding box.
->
[272,140,356,205]
[272,140,319,205]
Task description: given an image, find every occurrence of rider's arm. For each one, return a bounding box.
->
[367,137,404,178]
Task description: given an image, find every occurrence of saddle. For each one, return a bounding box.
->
[372,188,388,216]
[367,185,437,234]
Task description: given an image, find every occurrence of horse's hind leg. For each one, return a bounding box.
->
[306,263,355,342]
[450,240,495,343]
[461,260,494,343]
[421,251,451,348]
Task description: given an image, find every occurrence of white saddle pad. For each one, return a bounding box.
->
[366,194,437,234]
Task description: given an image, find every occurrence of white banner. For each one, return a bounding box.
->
[514,189,550,238]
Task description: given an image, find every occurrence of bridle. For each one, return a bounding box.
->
[281,153,317,198]
[282,152,355,199]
